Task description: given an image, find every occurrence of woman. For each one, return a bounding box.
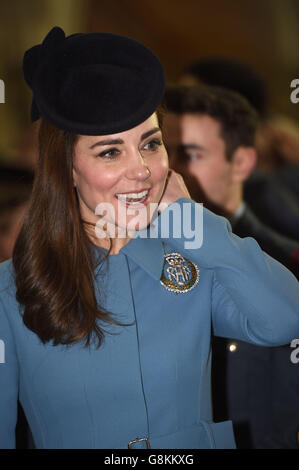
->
[0,27,299,449]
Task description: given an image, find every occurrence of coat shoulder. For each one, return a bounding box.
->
[0,259,17,300]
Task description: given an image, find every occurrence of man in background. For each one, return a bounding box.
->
[163,84,299,448]
[179,57,299,241]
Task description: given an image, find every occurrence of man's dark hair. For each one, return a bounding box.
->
[183,57,267,117]
[163,84,259,160]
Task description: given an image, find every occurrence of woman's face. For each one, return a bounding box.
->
[73,113,169,243]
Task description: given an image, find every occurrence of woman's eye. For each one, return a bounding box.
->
[143,138,163,152]
[97,148,120,159]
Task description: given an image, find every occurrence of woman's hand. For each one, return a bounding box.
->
[158,169,191,212]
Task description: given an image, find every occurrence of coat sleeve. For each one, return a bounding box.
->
[157,198,299,346]
[0,295,19,448]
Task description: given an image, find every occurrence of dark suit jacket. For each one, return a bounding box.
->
[212,204,299,448]
[244,171,299,241]
[274,164,299,201]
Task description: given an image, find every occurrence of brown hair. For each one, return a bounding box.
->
[12,119,123,349]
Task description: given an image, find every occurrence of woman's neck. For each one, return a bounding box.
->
[88,228,134,255]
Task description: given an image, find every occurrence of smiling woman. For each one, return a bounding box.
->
[73,112,169,251]
[0,26,299,450]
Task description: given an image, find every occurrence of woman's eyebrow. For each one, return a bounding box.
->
[140,127,161,141]
[89,138,124,149]
[89,127,161,149]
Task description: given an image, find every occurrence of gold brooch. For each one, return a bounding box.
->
[160,252,200,294]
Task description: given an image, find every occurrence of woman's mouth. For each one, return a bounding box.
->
[115,189,150,206]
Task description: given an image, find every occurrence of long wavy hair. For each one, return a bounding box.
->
[12,120,118,348]
[12,108,165,349]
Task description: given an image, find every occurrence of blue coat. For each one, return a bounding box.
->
[1,198,299,449]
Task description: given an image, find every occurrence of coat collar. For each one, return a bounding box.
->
[121,232,164,280]
[92,229,164,281]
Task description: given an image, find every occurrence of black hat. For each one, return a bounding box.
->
[23,27,165,135]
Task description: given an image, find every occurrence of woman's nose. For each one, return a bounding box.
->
[125,150,151,180]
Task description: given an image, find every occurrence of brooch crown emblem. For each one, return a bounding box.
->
[160,252,200,294]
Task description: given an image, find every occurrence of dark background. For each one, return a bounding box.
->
[0,0,299,168]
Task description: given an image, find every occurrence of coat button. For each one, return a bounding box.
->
[227,342,238,352]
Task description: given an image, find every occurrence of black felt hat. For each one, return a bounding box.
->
[23,27,165,135]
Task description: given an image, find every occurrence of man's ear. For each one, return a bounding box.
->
[231,147,257,183]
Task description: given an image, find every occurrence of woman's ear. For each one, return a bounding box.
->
[72,167,77,188]
[231,147,257,184]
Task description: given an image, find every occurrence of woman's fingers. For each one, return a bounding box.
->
[158,169,191,211]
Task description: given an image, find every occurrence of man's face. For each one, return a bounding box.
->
[163,113,234,207]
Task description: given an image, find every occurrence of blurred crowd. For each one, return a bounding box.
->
[1,56,299,449]
[163,58,299,449]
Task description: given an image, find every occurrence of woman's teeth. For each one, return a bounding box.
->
[115,189,149,204]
